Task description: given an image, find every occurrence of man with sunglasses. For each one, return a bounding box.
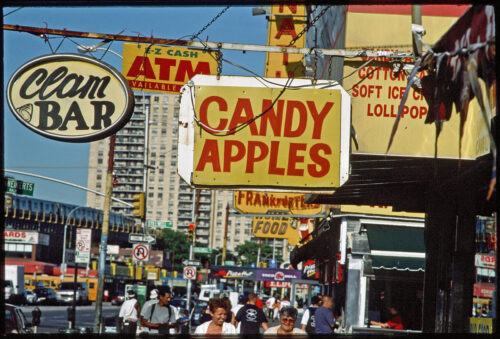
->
[264,306,306,335]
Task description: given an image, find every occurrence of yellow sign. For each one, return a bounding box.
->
[344,9,491,159]
[122,43,218,94]
[252,216,300,246]
[265,4,306,78]
[192,85,343,189]
[339,205,424,219]
[469,317,492,334]
[7,54,134,142]
[234,191,324,215]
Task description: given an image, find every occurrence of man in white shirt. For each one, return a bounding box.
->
[300,295,320,334]
[265,295,276,319]
[119,289,141,334]
[231,295,247,333]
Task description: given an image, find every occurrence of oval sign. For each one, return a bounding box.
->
[7,54,134,142]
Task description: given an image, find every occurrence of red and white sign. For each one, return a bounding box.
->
[475,253,496,269]
[183,266,197,280]
[132,243,150,262]
[473,282,495,299]
[263,281,309,289]
[4,230,49,246]
[75,228,92,264]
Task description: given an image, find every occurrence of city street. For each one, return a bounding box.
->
[19,302,298,334]
[19,303,120,334]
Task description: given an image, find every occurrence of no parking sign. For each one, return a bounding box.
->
[132,243,150,263]
[183,266,196,280]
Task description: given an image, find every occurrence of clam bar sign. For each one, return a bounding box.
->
[7,54,134,142]
[178,75,350,192]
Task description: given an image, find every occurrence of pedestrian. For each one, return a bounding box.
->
[264,306,306,335]
[194,298,236,334]
[119,289,141,334]
[370,304,403,329]
[265,295,276,319]
[314,295,335,334]
[272,297,281,320]
[300,295,320,334]
[279,295,291,311]
[140,286,177,334]
[139,288,159,333]
[221,296,235,323]
[235,292,268,334]
[231,294,247,332]
[177,309,190,334]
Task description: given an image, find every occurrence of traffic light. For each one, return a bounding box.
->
[188,223,195,243]
[133,192,145,219]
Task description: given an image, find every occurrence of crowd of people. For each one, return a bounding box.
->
[117,287,352,335]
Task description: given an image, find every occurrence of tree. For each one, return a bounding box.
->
[208,247,237,266]
[234,240,274,266]
[159,228,190,272]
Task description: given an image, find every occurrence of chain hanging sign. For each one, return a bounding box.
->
[178,75,350,192]
[7,54,134,142]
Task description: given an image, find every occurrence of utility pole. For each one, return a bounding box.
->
[93,135,115,334]
[222,203,229,265]
[254,239,261,293]
[187,189,200,333]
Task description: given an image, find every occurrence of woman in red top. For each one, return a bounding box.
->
[370,305,403,330]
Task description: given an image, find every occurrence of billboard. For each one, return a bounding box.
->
[178,75,350,192]
[252,216,301,246]
[122,43,218,94]
[344,5,489,159]
[7,54,134,142]
[265,4,306,78]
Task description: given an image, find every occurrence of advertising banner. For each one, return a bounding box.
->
[252,216,300,246]
[3,230,49,246]
[473,282,495,298]
[7,54,134,142]
[210,266,256,280]
[256,268,302,282]
[178,75,350,192]
[75,228,91,264]
[263,281,309,289]
[339,205,424,218]
[122,43,218,94]
[343,6,488,159]
[475,253,496,269]
[265,4,306,78]
[234,191,324,216]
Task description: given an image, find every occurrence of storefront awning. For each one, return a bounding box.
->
[371,256,425,272]
[365,223,425,272]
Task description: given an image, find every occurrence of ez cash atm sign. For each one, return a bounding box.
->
[122,43,218,94]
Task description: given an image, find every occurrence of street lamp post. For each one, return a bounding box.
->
[61,206,86,277]
[215,253,222,266]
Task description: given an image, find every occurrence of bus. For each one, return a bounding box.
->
[24,274,61,291]
[62,276,98,302]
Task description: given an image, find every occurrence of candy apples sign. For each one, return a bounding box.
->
[7,54,134,142]
[178,75,350,192]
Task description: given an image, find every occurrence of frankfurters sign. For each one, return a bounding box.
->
[178,75,350,192]
[122,43,218,94]
[7,54,134,142]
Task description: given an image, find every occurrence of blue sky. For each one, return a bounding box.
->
[3,6,268,206]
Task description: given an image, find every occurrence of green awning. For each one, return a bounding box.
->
[371,256,425,272]
[365,223,425,272]
[365,224,425,252]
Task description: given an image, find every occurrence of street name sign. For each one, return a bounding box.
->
[193,247,213,254]
[6,178,35,196]
[128,234,156,244]
[146,220,173,228]
[182,259,201,266]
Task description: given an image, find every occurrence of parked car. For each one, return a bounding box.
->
[23,290,37,305]
[192,301,208,325]
[110,293,125,306]
[4,304,33,334]
[33,287,57,305]
[56,282,90,305]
